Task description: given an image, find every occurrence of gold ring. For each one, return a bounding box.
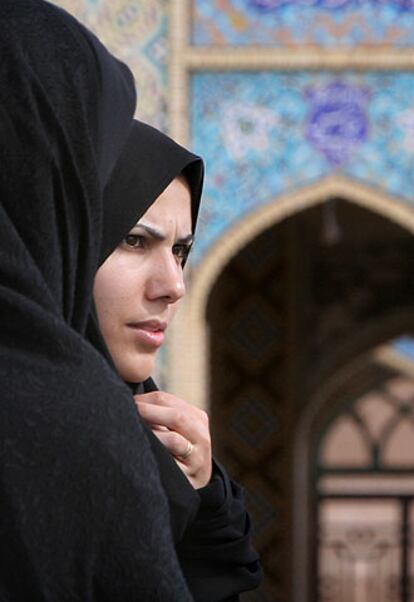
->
[177,441,193,461]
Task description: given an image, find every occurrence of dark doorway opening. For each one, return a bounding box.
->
[206,199,414,601]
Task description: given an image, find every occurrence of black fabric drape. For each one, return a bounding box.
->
[175,461,262,601]
[99,119,203,264]
[0,2,192,600]
[90,120,262,600]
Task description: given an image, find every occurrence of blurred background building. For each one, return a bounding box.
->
[52,1,414,600]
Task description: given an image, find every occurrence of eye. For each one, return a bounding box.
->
[173,243,192,264]
[123,234,145,249]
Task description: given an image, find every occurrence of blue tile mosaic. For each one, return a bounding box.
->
[190,72,414,262]
[192,0,414,46]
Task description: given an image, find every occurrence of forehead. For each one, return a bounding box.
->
[141,176,192,230]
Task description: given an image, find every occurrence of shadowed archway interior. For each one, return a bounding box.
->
[206,198,414,602]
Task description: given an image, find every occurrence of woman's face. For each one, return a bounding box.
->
[94,176,193,382]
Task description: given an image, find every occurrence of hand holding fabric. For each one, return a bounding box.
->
[135,391,213,489]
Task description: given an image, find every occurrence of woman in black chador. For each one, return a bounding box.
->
[0,1,192,600]
[91,119,263,601]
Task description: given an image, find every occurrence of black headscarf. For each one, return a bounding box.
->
[88,119,204,542]
[88,119,204,367]
[0,2,192,600]
[100,119,204,264]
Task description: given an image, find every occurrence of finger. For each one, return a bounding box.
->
[134,391,195,412]
[152,424,169,432]
[136,401,193,439]
[134,391,187,410]
[151,429,192,460]
[135,395,210,434]
[150,427,212,489]
[136,401,174,427]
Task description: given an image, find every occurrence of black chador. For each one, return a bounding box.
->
[0,2,192,600]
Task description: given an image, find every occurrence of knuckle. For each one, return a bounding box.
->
[193,406,207,423]
[158,391,172,406]
[200,410,209,426]
[173,409,186,430]
[197,429,211,446]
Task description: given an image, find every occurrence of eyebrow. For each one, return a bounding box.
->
[135,222,194,245]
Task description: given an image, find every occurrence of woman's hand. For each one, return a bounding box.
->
[134,391,212,489]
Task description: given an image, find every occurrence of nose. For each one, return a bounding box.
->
[146,251,186,304]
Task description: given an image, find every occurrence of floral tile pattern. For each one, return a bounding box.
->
[192,0,414,47]
[190,71,414,262]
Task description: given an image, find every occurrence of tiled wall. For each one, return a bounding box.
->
[191,71,414,261]
[192,0,414,47]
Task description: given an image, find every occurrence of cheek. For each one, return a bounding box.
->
[93,263,133,321]
[94,270,118,314]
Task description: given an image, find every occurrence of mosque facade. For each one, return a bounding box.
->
[53,1,414,600]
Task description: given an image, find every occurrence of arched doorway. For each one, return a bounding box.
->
[206,198,414,601]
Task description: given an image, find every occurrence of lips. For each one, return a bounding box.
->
[127,320,167,348]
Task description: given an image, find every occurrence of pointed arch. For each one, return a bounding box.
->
[167,176,414,409]
[293,310,414,602]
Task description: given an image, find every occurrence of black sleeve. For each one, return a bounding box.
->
[176,460,262,602]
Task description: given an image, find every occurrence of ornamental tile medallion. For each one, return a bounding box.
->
[305,81,370,166]
[190,71,414,262]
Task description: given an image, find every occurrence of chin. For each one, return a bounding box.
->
[116,355,155,384]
